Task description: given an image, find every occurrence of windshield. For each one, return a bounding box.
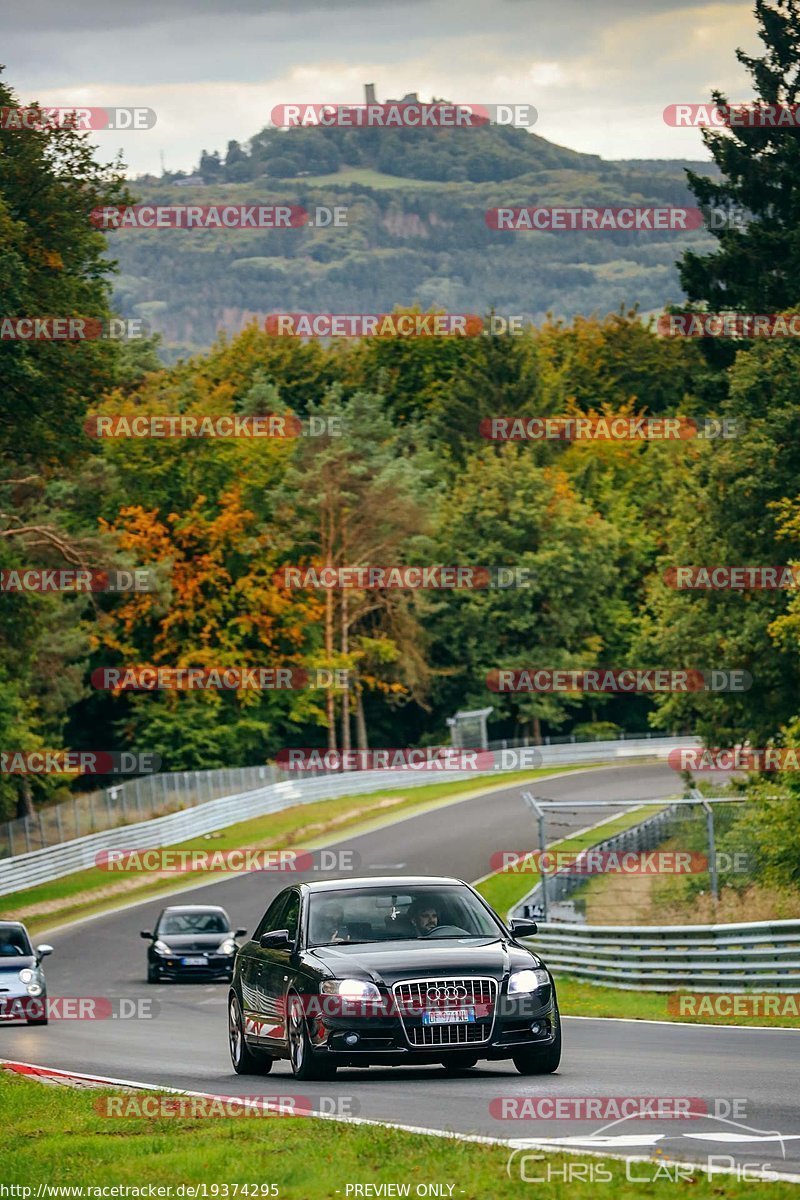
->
[307,885,501,947]
[158,911,229,936]
[0,927,32,957]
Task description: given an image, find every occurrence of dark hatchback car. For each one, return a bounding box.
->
[228,876,560,1080]
[0,921,53,1025]
[142,904,246,983]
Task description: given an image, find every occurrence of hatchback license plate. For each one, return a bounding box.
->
[422,1007,475,1026]
[181,956,207,966]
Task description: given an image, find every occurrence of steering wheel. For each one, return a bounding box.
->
[421,924,471,938]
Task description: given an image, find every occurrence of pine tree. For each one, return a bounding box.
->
[679,0,800,311]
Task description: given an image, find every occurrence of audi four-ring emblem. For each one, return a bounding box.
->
[426,984,468,1004]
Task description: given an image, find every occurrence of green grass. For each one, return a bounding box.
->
[2,765,595,935]
[472,803,800,1029]
[292,166,446,188]
[554,975,800,1029]
[475,805,666,917]
[1,1072,791,1198]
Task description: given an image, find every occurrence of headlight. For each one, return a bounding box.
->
[508,968,549,994]
[320,979,381,1001]
[153,940,171,955]
[18,969,34,984]
[26,982,43,996]
[219,940,236,955]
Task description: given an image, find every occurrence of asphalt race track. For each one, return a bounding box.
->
[4,763,799,1182]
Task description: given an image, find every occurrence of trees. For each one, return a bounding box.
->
[679,0,800,311]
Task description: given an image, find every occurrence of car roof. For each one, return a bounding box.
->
[0,921,27,931]
[299,876,465,894]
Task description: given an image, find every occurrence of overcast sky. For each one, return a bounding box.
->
[2,0,760,176]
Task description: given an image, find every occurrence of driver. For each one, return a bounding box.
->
[408,897,439,936]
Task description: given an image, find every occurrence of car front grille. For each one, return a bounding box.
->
[392,977,497,1048]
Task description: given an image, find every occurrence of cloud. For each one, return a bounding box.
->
[1,0,759,170]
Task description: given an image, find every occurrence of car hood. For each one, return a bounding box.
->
[0,955,36,974]
[157,934,229,951]
[305,937,543,985]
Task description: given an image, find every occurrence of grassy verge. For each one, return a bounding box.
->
[475,804,667,917]
[1,1072,791,1198]
[1,766,594,935]
[554,975,800,1029]
[474,803,800,1029]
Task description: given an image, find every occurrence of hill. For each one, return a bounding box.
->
[114,120,719,359]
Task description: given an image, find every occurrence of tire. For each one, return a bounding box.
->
[26,1016,48,1026]
[229,992,273,1075]
[147,963,160,984]
[513,1016,561,1075]
[440,1054,479,1074]
[287,992,337,1081]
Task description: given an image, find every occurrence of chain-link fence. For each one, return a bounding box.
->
[515,795,756,926]
[0,729,677,863]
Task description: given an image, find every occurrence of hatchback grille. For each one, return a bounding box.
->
[392,977,497,1048]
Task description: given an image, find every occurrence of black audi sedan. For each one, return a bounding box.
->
[227,876,560,1080]
[142,904,246,983]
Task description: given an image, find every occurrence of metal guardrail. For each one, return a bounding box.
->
[508,794,799,992]
[524,919,800,992]
[0,735,692,897]
[0,729,670,860]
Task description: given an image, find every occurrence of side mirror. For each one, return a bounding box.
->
[140,930,153,940]
[509,919,538,938]
[235,928,247,938]
[260,928,291,950]
[35,944,53,959]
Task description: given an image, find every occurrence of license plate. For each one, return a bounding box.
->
[422,1006,475,1026]
[181,956,207,966]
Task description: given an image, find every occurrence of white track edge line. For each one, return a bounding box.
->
[3,1058,799,1185]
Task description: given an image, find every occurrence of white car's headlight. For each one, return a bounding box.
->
[219,939,237,955]
[153,940,171,955]
[508,968,549,994]
[18,968,34,984]
[320,979,381,1000]
[26,982,43,996]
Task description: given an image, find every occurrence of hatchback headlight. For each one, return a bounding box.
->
[18,968,34,984]
[320,979,381,1000]
[508,968,549,994]
[26,982,43,996]
[153,940,171,955]
[219,939,237,955]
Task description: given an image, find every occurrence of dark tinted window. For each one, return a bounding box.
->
[281,891,301,942]
[254,890,292,940]
[158,911,229,935]
[0,926,31,956]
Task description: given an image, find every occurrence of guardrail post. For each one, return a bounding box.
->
[702,798,719,907]
[522,792,549,921]
[7,820,14,857]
